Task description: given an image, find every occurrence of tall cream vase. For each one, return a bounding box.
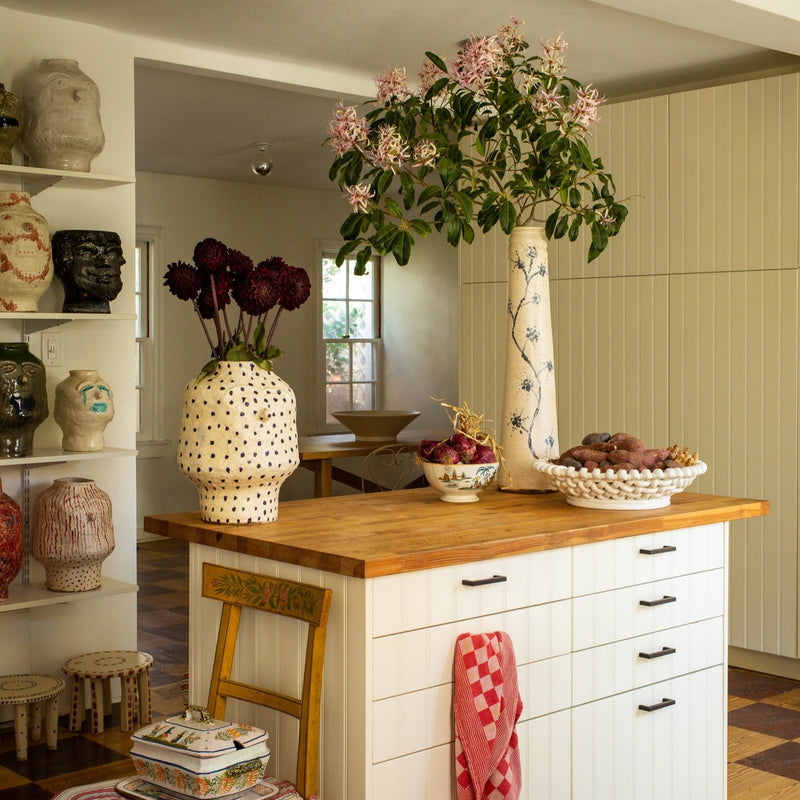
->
[177,360,299,524]
[498,225,559,491]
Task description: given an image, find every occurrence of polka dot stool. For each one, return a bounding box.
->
[62,650,153,734]
[0,673,64,760]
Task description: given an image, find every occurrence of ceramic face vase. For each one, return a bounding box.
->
[21,59,105,172]
[54,369,114,451]
[31,477,114,592]
[0,191,53,312]
[177,361,299,524]
[0,342,48,457]
[0,83,22,165]
[0,477,22,600]
[51,230,124,313]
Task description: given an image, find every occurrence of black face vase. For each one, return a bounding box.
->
[0,342,48,457]
[51,229,124,313]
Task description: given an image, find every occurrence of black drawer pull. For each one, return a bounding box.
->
[639,595,677,607]
[639,697,676,712]
[462,574,507,587]
[639,646,677,660]
[639,545,677,555]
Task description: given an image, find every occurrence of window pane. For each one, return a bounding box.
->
[325,383,350,422]
[351,342,374,381]
[322,299,348,338]
[348,264,373,300]
[325,341,350,383]
[349,301,374,338]
[352,383,373,410]
[322,257,347,298]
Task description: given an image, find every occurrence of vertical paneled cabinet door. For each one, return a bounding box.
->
[571,665,725,799]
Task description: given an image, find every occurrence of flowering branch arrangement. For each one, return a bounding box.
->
[327,18,627,272]
[163,238,311,377]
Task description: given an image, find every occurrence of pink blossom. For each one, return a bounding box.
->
[531,88,560,116]
[375,67,410,104]
[417,59,447,97]
[328,102,369,156]
[346,182,375,214]
[371,124,410,171]
[449,34,504,90]
[498,17,526,57]
[565,86,604,133]
[412,140,438,168]
[539,33,567,77]
[595,208,615,227]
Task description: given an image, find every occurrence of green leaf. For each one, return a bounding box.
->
[418,184,443,204]
[399,172,415,209]
[453,190,474,221]
[446,216,462,246]
[252,321,267,354]
[355,247,373,275]
[568,216,581,242]
[554,215,569,239]
[591,222,609,252]
[194,359,220,383]
[392,230,413,265]
[335,239,360,264]
[339,213,364,241]
[410,218,433,236]
[498,198,517,234]
[385,196,404,218]
[425,51,448,72]
[376,170,394,197]
[462,221,475,244]
[545,209,560,239]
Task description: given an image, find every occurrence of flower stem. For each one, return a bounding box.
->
[209,274,225,359]
[193,302,218,357]
[265,306,284,350]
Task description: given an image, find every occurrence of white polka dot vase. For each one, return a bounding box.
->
[176,360,299,524]
[31,477,115,592]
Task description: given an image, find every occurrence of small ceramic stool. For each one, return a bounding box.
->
[0,673,64,760]
[62,650,153,734]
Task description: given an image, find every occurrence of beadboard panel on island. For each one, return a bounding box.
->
[459,69,800,672]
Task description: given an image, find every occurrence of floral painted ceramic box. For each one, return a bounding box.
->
[130,709,270,799]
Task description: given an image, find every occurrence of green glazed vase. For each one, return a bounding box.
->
[0,84,22,165]
[0,342,48,457]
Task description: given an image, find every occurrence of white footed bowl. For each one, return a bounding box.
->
[422,461,499,503]
[532,459,707,510]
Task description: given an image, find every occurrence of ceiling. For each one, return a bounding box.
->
[6,0,800,190]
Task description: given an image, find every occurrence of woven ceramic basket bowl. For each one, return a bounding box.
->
[532,459,707,510]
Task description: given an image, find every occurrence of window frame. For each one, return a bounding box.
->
[315,241,382,433]
[135,225,166,446]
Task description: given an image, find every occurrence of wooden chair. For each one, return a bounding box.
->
[202,562,332,800]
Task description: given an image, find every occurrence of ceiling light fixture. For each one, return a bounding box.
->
[251,141,273,176]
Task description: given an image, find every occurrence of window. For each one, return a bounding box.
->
[134,226,164,443]
[319,246,381,427]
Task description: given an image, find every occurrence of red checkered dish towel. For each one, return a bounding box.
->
[454,631,523,800]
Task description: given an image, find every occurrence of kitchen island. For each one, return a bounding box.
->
[144,488,768,800]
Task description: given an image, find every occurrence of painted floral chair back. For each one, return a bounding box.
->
[202,562,332,800]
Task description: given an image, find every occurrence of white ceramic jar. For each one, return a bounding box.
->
[0,191,53,312]
[54,369,114,451]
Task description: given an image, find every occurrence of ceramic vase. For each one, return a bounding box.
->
[20,59,104,172]
[0,342,48,458]
[177,361,299,524]
[0,83,22,165]
[0,191,53,312]
[0,477,22,600]
[54,369,114,451]
[498,226,559,491]
[32,477,114,592]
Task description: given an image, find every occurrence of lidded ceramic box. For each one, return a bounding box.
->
[130,708,270,799]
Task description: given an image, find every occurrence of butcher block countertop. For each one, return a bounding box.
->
[143,488,768,579]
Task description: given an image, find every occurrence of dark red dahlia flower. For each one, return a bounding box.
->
[163,261,202,301]
[279,265,311,310]
[227,248,254,276]
[232,265,280,315]
[193,237,228,273]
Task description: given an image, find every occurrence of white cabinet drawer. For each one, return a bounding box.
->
[371,548,572,636]
[372,654,571,763]
[572,666,724,800]
[371,710,572,800]
[572,569,723,651]
[373,600,571,699]
[573,524,725,597]
[572,617,723,706]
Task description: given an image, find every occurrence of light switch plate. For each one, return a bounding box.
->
[42,331,62,366]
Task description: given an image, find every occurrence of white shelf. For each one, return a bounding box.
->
[0,164,135,196]
[1,312,137,335]
[0,447,137,468]
[0,576,137,613]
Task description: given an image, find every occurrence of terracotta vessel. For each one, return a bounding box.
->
[32,477,114,592]
[0,477,22,600]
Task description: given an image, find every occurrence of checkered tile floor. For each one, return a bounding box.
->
[0,538,798,798]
